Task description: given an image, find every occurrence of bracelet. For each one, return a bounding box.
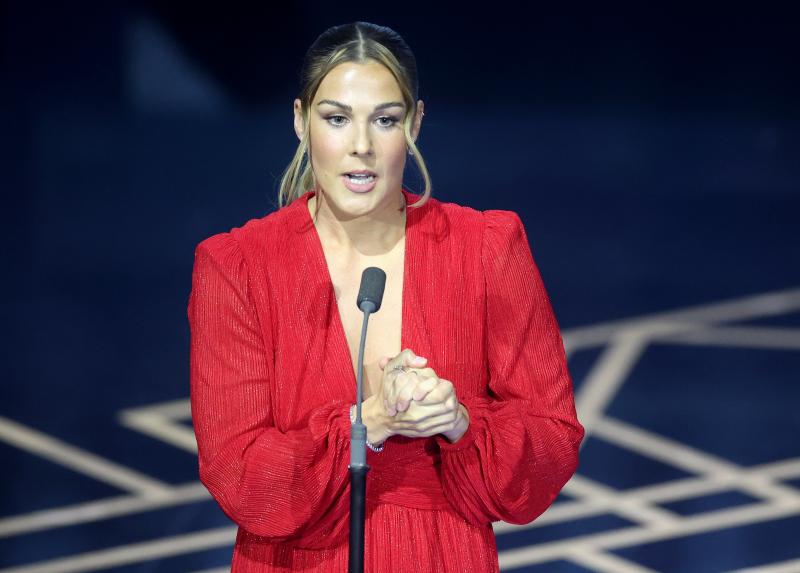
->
[367,439,385,453]
[350,404,385,452]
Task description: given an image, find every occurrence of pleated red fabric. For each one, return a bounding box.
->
[188,189,584,572]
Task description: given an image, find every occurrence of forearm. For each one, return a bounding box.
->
[437,395,582,525]
[195,399,354,542]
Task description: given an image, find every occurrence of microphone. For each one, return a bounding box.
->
[353,267,386,419]
[350,266,386,573]
[357,267,386,313]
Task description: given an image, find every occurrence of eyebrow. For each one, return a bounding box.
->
[316,99,405,112]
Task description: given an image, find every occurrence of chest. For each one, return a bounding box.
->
[325,244,405,400]
[259,211,492,432]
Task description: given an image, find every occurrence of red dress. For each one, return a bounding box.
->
[188,189,584,572]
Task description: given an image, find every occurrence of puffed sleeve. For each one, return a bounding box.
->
[188,233,352,546]
[434,210,584,526]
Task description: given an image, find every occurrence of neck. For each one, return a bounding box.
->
[309,191,407,256]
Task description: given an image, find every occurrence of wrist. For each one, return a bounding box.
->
[442,404,470,443]
[362,395,393,445]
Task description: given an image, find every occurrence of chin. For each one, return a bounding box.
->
[324,184,389,213]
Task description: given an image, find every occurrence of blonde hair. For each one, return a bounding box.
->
[278,22,432,209]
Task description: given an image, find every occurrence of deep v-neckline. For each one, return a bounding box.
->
[301,190,413,399]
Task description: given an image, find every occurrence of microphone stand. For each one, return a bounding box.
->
[349,267,385,573]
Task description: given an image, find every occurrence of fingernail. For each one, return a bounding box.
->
[413,356,427,365]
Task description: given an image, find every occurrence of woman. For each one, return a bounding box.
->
[189,21,584,572]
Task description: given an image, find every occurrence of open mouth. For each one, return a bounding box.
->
[345,173,376,183]
[342,173,378,192]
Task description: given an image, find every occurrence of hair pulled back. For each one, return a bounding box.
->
[278,21,431,208]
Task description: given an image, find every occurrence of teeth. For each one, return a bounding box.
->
[347,174,374,181]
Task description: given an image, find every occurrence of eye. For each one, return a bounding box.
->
[325,115,348,127]
[376,116,399,128]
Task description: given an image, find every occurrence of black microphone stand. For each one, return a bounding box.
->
[349,267,386,573]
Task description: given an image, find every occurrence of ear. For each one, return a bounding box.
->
[411,99,424,142]
[293,98,305,141]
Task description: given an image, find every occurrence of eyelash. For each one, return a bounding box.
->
[325,115,399,129]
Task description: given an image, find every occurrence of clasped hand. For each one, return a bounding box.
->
[373,349,469,443]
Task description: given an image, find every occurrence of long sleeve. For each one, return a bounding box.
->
[188,233,352,546]
[434,210,584,526]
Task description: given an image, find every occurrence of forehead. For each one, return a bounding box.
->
[314,61,403,106]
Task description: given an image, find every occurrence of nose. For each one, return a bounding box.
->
[351,121,373,156]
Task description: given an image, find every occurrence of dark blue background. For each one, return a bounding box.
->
[2,2,798,571]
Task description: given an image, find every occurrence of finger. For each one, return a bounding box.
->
[391,400,448,425]
[407,367,436,378]
[392,417,456,438]
[378,356,391,370]
[386,371,407,412]
[390,370,420,412]
[395,372,422,412]
[382,366,402,416]
[384,373,402,415]
[397,366,438,401]
[385,350,427,381]
[418,379,454,405]
[393,409,460,436]
[421,412,461,434]
[384,357,409,380]
[383,350,427,412]
[383,359,414,400]
[398,348,427,368]
[411,375,439,401]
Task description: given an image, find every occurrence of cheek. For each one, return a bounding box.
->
[380,137,408,175]
[309,129,344,174]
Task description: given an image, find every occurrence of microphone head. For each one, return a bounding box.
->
[357,267,386,312]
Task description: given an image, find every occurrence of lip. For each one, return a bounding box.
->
[341,173,378,193]
[343,169,378,176]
